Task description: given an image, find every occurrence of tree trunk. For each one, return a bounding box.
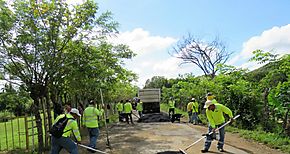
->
[263,88,270,131]
[34,99,44,153]
[282,107,289,136]
[46,94,52,129]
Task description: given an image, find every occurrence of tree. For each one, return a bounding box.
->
[171,34,231,78]
[0,0,133,152]
[144,76,168,89]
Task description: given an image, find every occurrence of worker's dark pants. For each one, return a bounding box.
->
[118,111,123,122]
[50,136,78,154]
[192,112,199,124]
[169,108,175,119]
[138,111,143,118]
[188,111,192,123]
[204,123,225,150]
[88,127,99,149]
[125,113,134,124]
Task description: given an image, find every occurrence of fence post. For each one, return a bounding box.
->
[42,99,48,149]
[10,113,15,149]
[17,117,21,148]
[4,120,8,150]
[24,116,29,150]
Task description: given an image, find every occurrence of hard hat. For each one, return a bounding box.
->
[207,92,213,96]
[191,98,195,101]
[203,100,213,108]
[70,108,81,117]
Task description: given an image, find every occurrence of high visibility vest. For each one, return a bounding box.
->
[187,102,193,112]
[136,102,143,111]
[116,102,123,112]
[53,114,81,142]
[192,101,199,113]
[206,104,233,128]
[83,105,103,128]
[124,102,132,113]
[168,100,175,109]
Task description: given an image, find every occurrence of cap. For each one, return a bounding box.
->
[203,100,213,108]
[70,108,81,117]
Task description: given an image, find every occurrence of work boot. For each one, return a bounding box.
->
[218,148,225,152]
[201,149,209,153]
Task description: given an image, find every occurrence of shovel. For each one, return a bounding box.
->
[179,115,240,154]
[75,142,108,154]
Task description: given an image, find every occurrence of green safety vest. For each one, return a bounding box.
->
[168,100,175,109]
[83,105,103,128]
[192,101,199,113]
[206,104,233,128]
[124,102,132,113]
[53,114,81,141]
[187,102,193,112]
[116,102,123,112]
[136,102,143,111]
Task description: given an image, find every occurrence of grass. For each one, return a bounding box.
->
[161,103,290,153]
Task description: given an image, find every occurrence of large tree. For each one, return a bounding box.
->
[0,0,135,152]
[171,34,231,78]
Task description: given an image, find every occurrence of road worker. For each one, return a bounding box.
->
[201,100,234,153]
[136,99,143,118]
[51,108,82,154]
[116,100,124,122]
[191,98,199,125]
[187,100,193,123]
[83,100,104,152]
[168,97,175,119]
[124,99,134,124]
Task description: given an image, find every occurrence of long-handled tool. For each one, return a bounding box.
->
[179,115,240,154]
[75,142,107,154]
[100,89,111,148]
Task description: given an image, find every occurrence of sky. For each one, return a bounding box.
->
[3,0,290,89]
[92,0,290,88]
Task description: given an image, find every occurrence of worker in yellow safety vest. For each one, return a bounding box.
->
[124,99,134,124]
[187,100,193,123]
[50,108,82,154]
[201,100,234,153]
[136,99,143,118]
[83,100,104,152]
[116,100,124,122]
[168,97,175,119]
[191,98,199,125]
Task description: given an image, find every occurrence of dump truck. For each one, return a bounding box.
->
[138,88,161,113]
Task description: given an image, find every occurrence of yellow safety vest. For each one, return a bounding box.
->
[136,102,143,111]
[53,114,81,142]
[192,101,199,113]
[83,105,103,128]
[124,102,132,113]
[206,104,233,128]
[168,100,175,109]
[116,102,123,112]
[187,102,193,112]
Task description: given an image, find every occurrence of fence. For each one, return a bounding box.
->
[0,110,52,152]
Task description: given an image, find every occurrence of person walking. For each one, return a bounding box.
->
[50,108,82,154]
[187,100,193,123]
[168,97,175,119]
[83,100,104,152]
[201,100,234,153]
[192,98,199,125]
[124,99,134,124]
[116,100,124,122]
[136,99,143,118]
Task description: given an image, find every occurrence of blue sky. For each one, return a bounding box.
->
[90,0,290,87]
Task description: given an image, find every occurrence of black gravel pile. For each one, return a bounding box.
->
[137,112,170,123]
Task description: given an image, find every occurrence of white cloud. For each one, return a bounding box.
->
[110,28,177,55]
[230,24,290,69]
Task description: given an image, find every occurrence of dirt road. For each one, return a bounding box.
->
[92,122,285,154]
[54,115,285,154]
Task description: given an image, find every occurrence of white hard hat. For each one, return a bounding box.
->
[203,100,213,108]
[191,98,195,101]
[70,108,81,117]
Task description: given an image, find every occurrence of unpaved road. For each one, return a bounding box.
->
[54,116,286,154]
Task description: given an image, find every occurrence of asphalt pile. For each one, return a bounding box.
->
[137,112,171,123]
